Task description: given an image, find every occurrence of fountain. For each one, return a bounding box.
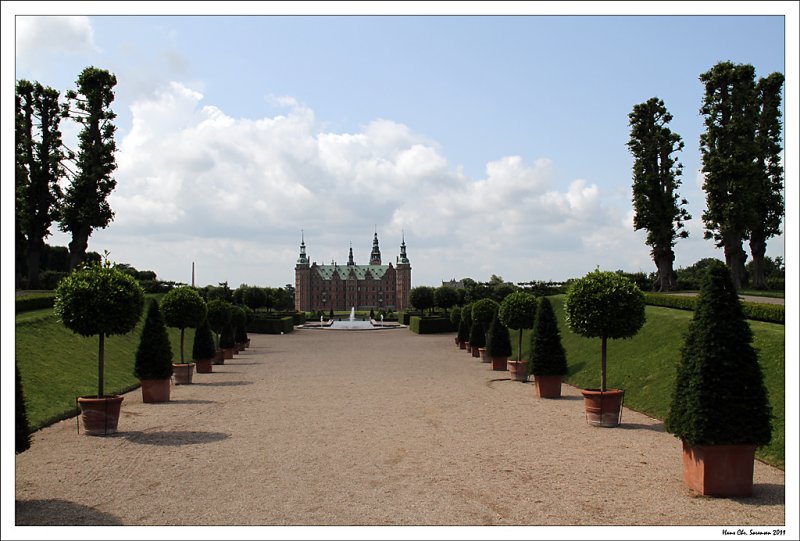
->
[350,307,355,322]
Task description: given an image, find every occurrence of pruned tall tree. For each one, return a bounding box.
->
[16,80,66,289]
[60,66,118,270]
[698,61,760,290]
[749,72,785,289]
[627,97,690,292]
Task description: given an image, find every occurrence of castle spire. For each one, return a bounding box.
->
[296,230,309,265]
[347,242,355,266]
[369,230,382,265]
[398,231,409,264]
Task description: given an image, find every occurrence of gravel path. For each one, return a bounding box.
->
[14,329,785,529]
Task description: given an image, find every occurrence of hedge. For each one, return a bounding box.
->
[399,311,423,325]
[644,293,784,324]
[247,315,294,334]
[15,294,56,314]
[409,316,456,334]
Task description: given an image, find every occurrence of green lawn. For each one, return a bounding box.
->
[16,307,196,431]
[510,295,785,469]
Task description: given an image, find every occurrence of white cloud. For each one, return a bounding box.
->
[16,16,97,67]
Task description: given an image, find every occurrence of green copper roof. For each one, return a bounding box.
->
[313,264,390,281]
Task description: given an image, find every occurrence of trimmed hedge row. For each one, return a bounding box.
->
[15,294,56,314]
[247,315,294,334]
[409,316,457,334]
[645,293,784,324]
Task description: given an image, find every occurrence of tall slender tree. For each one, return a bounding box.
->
[698,61,760,289]
[16,80,66,289]
[60,66,118,270]
[628,97,690,292]
[749,72,785,289]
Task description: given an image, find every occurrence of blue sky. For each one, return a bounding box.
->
[4,3,797,290]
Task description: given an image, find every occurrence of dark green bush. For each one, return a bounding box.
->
[206,299,232,347]
[485,312,512,358]
[460,303,473,330]
[529,296,567,376]
[468,320,485,347]
[666,260,772,446]
[38,270,68,290]
[161,286,207,364]
[231,305,248,343]
[134,300,174,380]
[247,315,294,334]
[15,294,56,313]
[219,322,236,348]
[16,363,31,454]
[409,316,455,334]
[456,318,469,343]
[644,293,784,324]
[449,306,462,327]
[192,317,217,360]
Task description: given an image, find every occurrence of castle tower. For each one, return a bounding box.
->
[369,230,382,265]
[295,232,311,311]
[347,243,355,266]
[395,232,411,311]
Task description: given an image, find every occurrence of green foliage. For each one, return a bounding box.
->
[192,317,217,360]
[449,306,461,327]
[409,316,455,334]
[206,299,232,343]
[456,318,470,343]
[161,286,207,330]
[529,297,568,376]
[675,257,724,290]
[644,293,784,324]
[434,286,459,312]
[471,298,500,329]
[219,322,236,348]
[666,260,772,446]
[16,363,31,454]
[409,286,436,313]
[134,300,173,380]
[247,315,294,334]
[485,312,512,358]
[468,320,486,348]
[460,302,473,329]
[241,285,268,310]
[231,305,248,342]
[498,291,537,330]
[15,293,56,313]
[564,270,645,340]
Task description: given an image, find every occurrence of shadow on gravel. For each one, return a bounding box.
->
[162,399,217,405]
[123,430,230,446]
[16,499,123,525]
[617,422,666,433]
[226,361,261,365]
[190,380,253,387]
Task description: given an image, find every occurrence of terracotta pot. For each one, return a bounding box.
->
[172,363,195,385]
[581,388,624,427]
[471,345,480,358]
[507,359,528,381]
[458,341,466,350]
[681,441,757,497]
[534,375,562,398]
[140,378,171,403]
[491,356,508,371]
[194,358,213,374]
[478,348,490,363]
[77,395,123,436]
[212,349,225,365]
[223,347,235,360]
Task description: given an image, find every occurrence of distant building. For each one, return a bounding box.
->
[294,232,411,312]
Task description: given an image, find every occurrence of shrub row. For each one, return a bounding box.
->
[15,294,56,314]
[644,293,784,324]
[247,315,294,334]
[409,316,457,334]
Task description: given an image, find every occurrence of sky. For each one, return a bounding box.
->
[4,3,797,290]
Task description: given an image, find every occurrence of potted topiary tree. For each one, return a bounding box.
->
[450,306,462,346]
[665,261,772,497]
[242,305,254,348]
[471,298,499,362]
[485,311,512,371]
[460,302,473,353]
[529,296,568,398]
[134,299,174,402]
[498,291,538,381]
[192,317,217,374]
[161,286,207,385]
[54,259,144,435]
[231,305,248,352]
[206,299,232,364]
[219,321,236,360]
[564,269,645,427]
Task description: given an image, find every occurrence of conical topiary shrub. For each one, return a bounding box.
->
[665,260,771,497]
[134,300,174,402]
[219,321,236,359]
[16,363,31,453]
[485,312,512,371]
[450,306,462,346]
[529,296,568,398]
[468,320,485,356]
[192,317,217,373]
[456,316,469,348]
[471,298,499,360]
[231,305,248,350]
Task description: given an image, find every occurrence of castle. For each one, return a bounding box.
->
[294,232,411,312]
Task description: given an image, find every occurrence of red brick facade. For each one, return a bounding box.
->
[295,233,411,312]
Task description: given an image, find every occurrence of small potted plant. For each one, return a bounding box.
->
[529,296,568,398]
[243,305,254,348]
[450,306,462,346]
[192,317,217,373]
[498,291,538,381]
[161,286,207,385]
[134,299,174,402]
[471,298,499,362]
[231,305,248,352]
[564,269,645,427]
[665,260,772,497]
[206,299,232,364]
[460,302,473,353]
[485,312,512,371]
[54,258,144,435]
[220,321,237,359]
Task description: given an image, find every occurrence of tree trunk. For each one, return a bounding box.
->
[26,241,42,290]
[653,246,677,292]
[600,335,607,392]
[723,235,747,290]
[749,233,767,290]
[68,226,91,271]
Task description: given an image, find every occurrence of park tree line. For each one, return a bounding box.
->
[16,66,118,289]
[629,61,784,291]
